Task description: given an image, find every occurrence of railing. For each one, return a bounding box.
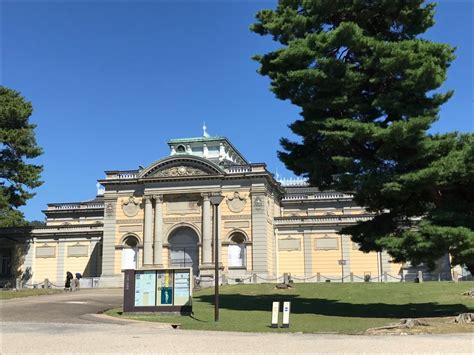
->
[278,177,309,186]
[274,215,372,225]
[31,225,104,234]
[105,170,139,179]
[225,165,252,174]
[282,192,354,201]
[48,203,104,210]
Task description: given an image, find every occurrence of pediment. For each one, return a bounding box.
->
[139,156,223,179]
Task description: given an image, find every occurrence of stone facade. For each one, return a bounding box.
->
[0,135,418,288]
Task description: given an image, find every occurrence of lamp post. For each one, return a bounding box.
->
[209,194,224,322]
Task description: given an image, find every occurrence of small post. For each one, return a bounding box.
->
[281,301,291,328]
[383,272,388,283]
[271,302,280,328]
[317,272,321,283]
[350,272,354,283]
[418,270,423,283]
[44,278,49,289]
[221,274,227,285]
[283,273,289,285]
[252,273,257,284]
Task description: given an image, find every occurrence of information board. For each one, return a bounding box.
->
[123,267,192,313]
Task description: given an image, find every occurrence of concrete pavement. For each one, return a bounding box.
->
[1,321,473,354]
[1,288,472,354]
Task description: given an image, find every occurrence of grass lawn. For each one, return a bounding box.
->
[106,282,474,334]
[0,288,62,300]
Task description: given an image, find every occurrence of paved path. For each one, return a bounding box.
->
[1,289,473,354]
[0,288,122,323]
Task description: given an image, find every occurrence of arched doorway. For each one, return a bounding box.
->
[122,235,139,270]
[168,226,199,276]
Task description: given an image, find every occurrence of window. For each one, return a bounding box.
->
[228,232,246,268]
[176,145,186,153]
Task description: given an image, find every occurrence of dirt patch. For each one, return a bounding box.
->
[366,316,474,335]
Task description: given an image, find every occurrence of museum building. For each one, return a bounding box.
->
[0,134,406,288]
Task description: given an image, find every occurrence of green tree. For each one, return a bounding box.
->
[0,86,43,227]
[251,1,474,273]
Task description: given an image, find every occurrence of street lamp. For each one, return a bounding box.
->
[209,194,224,322]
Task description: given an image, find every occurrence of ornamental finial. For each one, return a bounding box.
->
[203,122,210,138]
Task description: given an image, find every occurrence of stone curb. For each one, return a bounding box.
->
[81,313,180,329]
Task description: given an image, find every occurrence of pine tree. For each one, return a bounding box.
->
[251,1,473,272]
[0,86,43,227]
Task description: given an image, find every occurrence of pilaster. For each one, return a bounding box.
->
[201,193,212,265]
[251,192,268,273]
[153,195,164,266]
[56,240,65,284]
[101,197,117,276]
[303,231,313,277]
[143,195,153,265]
[341,234,351,281]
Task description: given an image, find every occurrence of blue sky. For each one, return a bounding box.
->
[1,0,472,221]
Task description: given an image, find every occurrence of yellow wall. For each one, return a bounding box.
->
[312,234,342,275]
[277,234,305,276]
[33,242,57,283]
[349,247,379,278]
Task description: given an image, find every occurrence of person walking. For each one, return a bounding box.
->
[65,271,73,291]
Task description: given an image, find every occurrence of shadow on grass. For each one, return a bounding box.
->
[196,294,472,318]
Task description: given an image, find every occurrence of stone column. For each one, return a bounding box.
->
[143,196,153,265]
[201,193,212,265]
[153,195,164,266]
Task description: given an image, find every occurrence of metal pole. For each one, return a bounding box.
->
[214,204,219,322]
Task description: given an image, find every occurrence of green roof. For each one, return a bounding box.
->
[167,136,249,164]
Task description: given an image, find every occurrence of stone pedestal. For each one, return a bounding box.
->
[199,263,224,288]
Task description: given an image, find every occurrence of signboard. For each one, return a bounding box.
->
[271,302,280,328]
[123,267,192,314]
[282,301,291,328]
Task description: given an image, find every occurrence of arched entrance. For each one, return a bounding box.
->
[122,235,139,270]
[168,226,199,276]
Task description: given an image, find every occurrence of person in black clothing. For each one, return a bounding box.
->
[65,271,73,290]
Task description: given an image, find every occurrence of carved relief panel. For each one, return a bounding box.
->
[226,192,246,213]
[121,196,140,217]
[151,165,208,178]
